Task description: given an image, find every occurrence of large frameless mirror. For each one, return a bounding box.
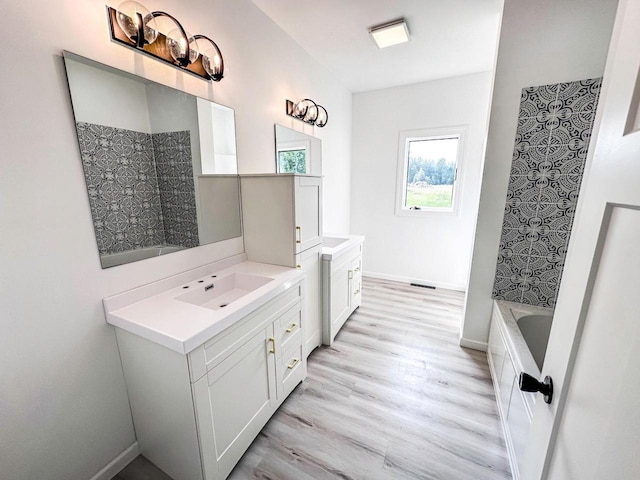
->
[63,51,241,268]
[274,124,322,175]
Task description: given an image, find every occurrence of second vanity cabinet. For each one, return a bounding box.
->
[322,237,364,345]
[110,268,306,480]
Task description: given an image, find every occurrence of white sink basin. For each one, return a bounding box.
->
[322,234,365,261]
[175,272,274,311]
[323,236,349,248]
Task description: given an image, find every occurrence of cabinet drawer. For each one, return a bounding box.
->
[276,304,303,356]
[277,342,306,402]
[351,255,362,277]
[188,283,302,382]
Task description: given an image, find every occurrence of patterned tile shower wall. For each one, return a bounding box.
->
[492,78,602,307]
[152,131,199,248]
[76,122,165,254]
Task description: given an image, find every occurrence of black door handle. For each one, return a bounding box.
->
[519,372,553,404]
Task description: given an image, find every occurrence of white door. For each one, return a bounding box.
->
[523,1,640,478]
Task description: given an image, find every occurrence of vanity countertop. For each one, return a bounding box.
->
[322,234,365,261]
[104,260,304,355]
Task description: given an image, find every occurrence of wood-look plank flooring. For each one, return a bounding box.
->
[230,277,511,480]
[116,277,511,480]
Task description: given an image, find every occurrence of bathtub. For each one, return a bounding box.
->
[487,300,554,480]
[100,245,186,268]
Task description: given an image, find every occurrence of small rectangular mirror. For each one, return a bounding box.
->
[274,124,322,175]
[63,51,242,268]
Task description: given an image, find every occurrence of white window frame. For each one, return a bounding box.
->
[395,126,467,217]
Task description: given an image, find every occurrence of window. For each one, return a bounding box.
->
[278,147,307,173]
[276,137,311,174]
[396,127,466,215]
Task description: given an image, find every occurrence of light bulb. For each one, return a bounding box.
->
[166,29,199,66]
[116,1,158,45]
[293,100,309,119]
[316,106,328,127]
[303,103,318,124]
[202,48,224,80]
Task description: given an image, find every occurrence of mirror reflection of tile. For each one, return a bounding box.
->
[76,122,198,255]
[64,52,242,268]
[492,78,602,307]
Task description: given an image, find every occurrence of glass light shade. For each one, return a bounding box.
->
[293,101,308,118]
[315,106,328,127]
[303,103,318,124]
[202,48,223,80]
[166,29,199,65]
[116,1,158,45]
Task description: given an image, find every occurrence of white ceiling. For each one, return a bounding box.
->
[251,0,503,93]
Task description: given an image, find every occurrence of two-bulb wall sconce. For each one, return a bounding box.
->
[107,1,224,82]
[285,99,328,128]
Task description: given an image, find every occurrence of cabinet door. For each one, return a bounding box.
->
[328,264,352,344]
[294,176,322,253]
[193,326,277,480]
[295,244,322,356]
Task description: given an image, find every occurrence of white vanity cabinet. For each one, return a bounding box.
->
[241,174,323,357]
[322,238,364,345]
[114,279,306,480]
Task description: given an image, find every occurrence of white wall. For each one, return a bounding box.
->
[350,72,493,290]
[461,0,618,346]
[197,101,239,175]
[146,83,202,177]
[0,1,351,478]
[65,56,152,132]
[205,1,353,233]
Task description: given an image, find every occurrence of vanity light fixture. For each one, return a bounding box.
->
[108,1,225,81]
[369,18,410,49]
[285,99,329,128]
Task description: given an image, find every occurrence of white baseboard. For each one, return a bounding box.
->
[89,442,139,480]
[363,270,466,292]
[459,337,488,352]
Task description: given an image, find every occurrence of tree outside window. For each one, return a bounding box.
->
[278,148,307,174]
